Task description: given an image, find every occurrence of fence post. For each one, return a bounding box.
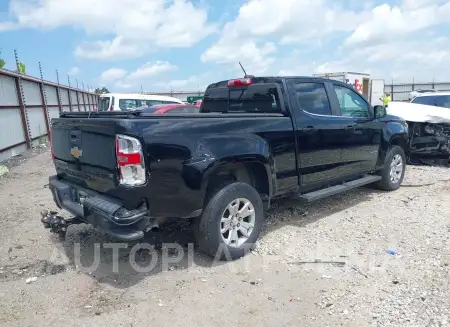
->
[14,49,31,148]
[67,75,73,112]
[391,80,394,102]
[87,85,92,111]
[55,70,62,112]
[39,62,51,138]
[80,89,85,111]
[75,79,81,111]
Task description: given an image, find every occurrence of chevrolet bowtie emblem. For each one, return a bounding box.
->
[70,147,82,159]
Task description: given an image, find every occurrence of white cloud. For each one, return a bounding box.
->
[0,21,18,31]
[344,1,450,47]
[310,36,450,82]
[127,61,176,80]
[75,37,146,61]
[99,61,179,90]
[67,66,80,76]
[202,0,450,82]
[201,0,366,70]
[1,0,216,60]
[202,40,276,75]
[99,68,127,84]
[152,72,216,91]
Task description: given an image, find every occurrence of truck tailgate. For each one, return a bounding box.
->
[51,118,119,192]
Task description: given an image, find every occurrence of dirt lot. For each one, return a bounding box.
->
[0,150,449,327]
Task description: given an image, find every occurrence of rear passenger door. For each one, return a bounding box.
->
[328,83,382,176]
[286,79,347,192]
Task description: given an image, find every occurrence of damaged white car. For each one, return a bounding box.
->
[387,92,450,165]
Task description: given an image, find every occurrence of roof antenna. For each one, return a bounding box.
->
[239,62,255,79]
[239,62,247,77]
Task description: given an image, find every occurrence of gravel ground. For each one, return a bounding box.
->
[0,150,449,327]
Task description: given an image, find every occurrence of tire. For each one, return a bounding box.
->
[195,182,264,261]
[375,145,406,191]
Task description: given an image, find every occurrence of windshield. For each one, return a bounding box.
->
[411,95,450,108]
[99,97,110,111]
[201,83,280,113]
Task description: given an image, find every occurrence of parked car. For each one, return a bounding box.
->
[134,104,200,114]
[409,89,437,101]
[193,99,202,107]
[98,93,183,111]
[387,92,450,164]
[410,91,450,108]
[42,76,408,260]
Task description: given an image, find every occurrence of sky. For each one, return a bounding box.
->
[1,0,450,92]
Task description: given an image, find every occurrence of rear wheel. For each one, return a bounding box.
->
[376,145,406,191]
[195,182,264,260]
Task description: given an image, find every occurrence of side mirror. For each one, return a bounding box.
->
[374,105,387,118]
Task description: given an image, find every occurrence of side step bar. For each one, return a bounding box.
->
[297,175,381,202]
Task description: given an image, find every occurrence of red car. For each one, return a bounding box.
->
[193,99,202,107]
[136,104,200,114]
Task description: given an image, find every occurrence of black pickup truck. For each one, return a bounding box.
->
[42,76,409,260]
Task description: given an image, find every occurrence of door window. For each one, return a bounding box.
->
[333,85,370,118]
[118,99,140,110]
[99,97,110,111]
[294,83,332,116]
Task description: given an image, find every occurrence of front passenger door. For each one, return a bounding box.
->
[329,84,383,176]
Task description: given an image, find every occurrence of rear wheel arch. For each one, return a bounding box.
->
[203,161,272,209]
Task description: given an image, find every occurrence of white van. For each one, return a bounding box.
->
[98,93,183,111]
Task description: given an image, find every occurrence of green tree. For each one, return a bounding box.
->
[17,61,26,74]
[0,50,5,68]
[95,87,110,94]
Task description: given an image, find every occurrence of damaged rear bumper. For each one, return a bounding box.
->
[45,176,152,241]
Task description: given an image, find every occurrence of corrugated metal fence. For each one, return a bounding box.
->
[0,68,98,161]
[384,81,450,101]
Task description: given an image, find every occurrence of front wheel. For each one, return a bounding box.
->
[376,145,406,191]
[195,182,264,260]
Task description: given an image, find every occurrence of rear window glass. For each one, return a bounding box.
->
[99,97,110,111]
[119,99,140,110]
[119,99,180,110]
[411,95,450,108]
[201,84,281,113]
[140,100,180,106]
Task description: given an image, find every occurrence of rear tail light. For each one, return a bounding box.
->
[115,134,146,186]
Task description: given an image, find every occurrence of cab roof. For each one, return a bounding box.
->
[205,76,350,89]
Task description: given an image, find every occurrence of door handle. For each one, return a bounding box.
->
[304,126,317,133]
[344,125,355,130]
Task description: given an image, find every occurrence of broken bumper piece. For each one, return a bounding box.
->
[43,176,152,241]
[408,122,450,165]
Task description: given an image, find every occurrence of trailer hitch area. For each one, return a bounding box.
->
[40,210,80,237]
